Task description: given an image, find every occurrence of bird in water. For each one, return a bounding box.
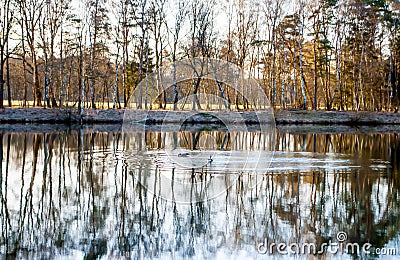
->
[178,152,190,157]
[208,155,213,164]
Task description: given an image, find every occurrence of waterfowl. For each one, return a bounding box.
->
[178,152,190,157]
[208,155,213,164]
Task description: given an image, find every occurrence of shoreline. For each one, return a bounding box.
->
[0,107,399,125]
[0,123,399,134]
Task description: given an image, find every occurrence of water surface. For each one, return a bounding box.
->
[0,126,399,259]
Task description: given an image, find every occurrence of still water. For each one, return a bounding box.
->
[0,125,399,259]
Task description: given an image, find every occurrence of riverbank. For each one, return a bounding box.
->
[0,108,399,125]
[1,123,400,134]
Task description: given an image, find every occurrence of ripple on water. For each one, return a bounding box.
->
[117,150,374,174]
[71,147,389,175]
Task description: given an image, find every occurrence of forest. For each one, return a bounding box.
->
[0,0,399,111]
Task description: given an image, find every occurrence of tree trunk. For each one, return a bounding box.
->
[89,36,96,109]
[89,0,100,109]
[353,42,358,111]
[272,23,277,107]
[330,30,341,110]
[145,39,149,110]
[137,0,147,109]
[114,63,119,109]
[60,20,65,107]
[299,12,307,110]
[210,59,229,110]
[6,42,11,107]
[0,67,3,109]
[173,52,178,110]
[172,77,178,108]
[359,40,365,110]
[81,53,85,118]
[50,38,57,108]
[21,13,28,107]
[33,57,41,107]
[123,34,128,108]
[282,52,287,109]
[44,42,50,108]
[313,14,319,110]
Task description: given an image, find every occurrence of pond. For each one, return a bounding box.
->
[0,125,399,259]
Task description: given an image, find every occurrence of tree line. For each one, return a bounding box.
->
[0,0,399,111]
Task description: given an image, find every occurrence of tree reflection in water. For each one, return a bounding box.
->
[0,127,399,258]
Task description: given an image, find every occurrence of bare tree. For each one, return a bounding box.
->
[263,0,283,108]
[136,0,149,109]
[167,0,187,110]
[39,0,70,108]
[0,0,14,108]
[69,6,88,115]
[112,0,135,108]
[330,3,345,110]
[389,16,399,111]
[18,0,45,107]
[298,0,307,109]
[235,0,260,109]
[309,2,321,110]
[110,0,132,109]
[86,0,108,109]
[188,0,216,110]
[149,0,167,109]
